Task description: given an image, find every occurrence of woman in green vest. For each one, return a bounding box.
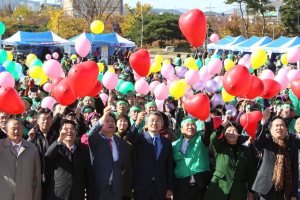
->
[204,117,255,200]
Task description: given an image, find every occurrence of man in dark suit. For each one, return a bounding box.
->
[127,111,174,200]
[252,112,298,200]
[88,106,126,200]
[45,120,94,200]
[0,111,11,139]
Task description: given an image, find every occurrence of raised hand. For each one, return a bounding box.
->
[136,111,146,126]
[57,125,68,143]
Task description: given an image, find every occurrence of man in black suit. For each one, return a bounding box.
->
[252,111,298,200]
[45,120,94,200]
[0,111,10,139]
[127,111,174,200]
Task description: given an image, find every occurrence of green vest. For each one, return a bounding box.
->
[172,132,210,179]
[130,118,145,132]
[289,90,300,116]
[174,57,181,66]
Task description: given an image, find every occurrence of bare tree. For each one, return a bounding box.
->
[69,0,122,25]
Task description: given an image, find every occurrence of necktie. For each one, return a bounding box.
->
[69,147,73,153]
[153,136,158,161]
[109,139,113,154]
[14,145,18,155]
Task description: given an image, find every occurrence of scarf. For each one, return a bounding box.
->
[118,131,127,140]
[272,137,293,199]
[160,128,171,140]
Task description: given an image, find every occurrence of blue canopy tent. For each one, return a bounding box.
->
[232,36,273,52]
[262,36,300,53]
[208,36,246,55]
[69,33,135,62]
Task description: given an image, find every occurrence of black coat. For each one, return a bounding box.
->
[45,142,94,200]
[0,129,7,140]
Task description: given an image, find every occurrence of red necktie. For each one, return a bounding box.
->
[14,145,18,155]
[108,139,113,154]
[69,147,73,153]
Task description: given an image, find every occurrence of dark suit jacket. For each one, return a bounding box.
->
[127,125,174,195]
[88,121,126,197]
[45,142,94,200]
[252,125,298,198]
[0,129,7,140]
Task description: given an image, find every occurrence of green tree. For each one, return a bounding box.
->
[281,0,300,35]
[13,6,33,19]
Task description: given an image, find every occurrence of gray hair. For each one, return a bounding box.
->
[5,118,23,130]
[145,111,163,123]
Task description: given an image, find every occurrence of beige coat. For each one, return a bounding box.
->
[0,138,41,200]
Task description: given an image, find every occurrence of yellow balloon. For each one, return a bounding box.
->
[29,66,43,79]
[40,72,48,85]
[155,55,163,63]
[97,63,104,72]
[27,54,37,65]
[7,52,13,60]
[71,54,77,60]
[250,49,267,69]
[147,67,152,77]
[107,68,115,73]
[90,20,104,34]
[222,88,235,102]
[151,61,161,73]
[185,57,195,68]
[169,81,186,100]
[189,64,199,70]
[180,79,190,88]
[281,53,288,65]
[224,59,234,71]
[163,60,170,65]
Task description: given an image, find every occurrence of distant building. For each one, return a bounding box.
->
[0,0,62,12]
[63,0,123,17]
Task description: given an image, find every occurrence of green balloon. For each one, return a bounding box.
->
[0,50,8,64]
[211,54,220,59]
[30,59,43,68]
[196,59,202,68]
[116,79,125,91]
[12,71,19,80]
[3,60,16,73]
[119,82,134,94]
[0,22,5,35]
[98,73,103,83]
[249,68,254,73]
[34,77,41,85]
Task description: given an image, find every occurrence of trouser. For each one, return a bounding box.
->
[134,181,165,200]
[260,186,285,200]
[173,184,206,200]
[95,185,122,200]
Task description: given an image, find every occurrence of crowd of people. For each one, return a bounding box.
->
[1,48,300,200]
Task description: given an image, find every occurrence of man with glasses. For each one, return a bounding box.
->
[127,111,174,200]
[0,111,11,139]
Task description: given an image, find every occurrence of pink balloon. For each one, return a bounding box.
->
[0,72,15,87]
[238,57,252,69]
[208,58,222,75]
[225,105,237,117]
[184,87,194,98]
[213,76,223,88]
[243,54,251,59]
[43,83,52,92]
[155,99,164,111]
[274,75,289,91]
[100,93,108,105]
[199,65,211,82]
[168,74,180,82]
[102,72,118,90]
[43,60,62,79]
[278,67,289,77]
[192,79,205,91]
[287,47,300,63]
[134,75,143,81]
[161,64,175,79]
[185,69,200,86]
[61,71,65,78]
[53,52,59,60]
[135,79,149,95]
[77,58,80,63]
[150,59,155,65]
[260,69,274,80]
[41,97,57,110]
[212,94,225,107]
[75,38,91,57]
[149,81,160,93]
[154,84,169,100]
[210,34,219,43]
[133,70,141,78]
[45,54,51,60]
[287,70,300,83]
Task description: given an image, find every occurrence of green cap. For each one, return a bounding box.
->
[130,106,142,112]
[181,118,195,127]
[145,102,157,109]
[127,90,136,95]
[116,100,129,107]
[83,96,95,102]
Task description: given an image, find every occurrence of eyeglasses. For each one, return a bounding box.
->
[64,128,75,131]
[148,120,162,124]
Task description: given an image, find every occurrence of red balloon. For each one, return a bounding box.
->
[179,9,207,48]
[87,80,102,97]
[213,116,223,129]
[260,79,281,99]
[244,75,265,99]
[223,65,251,97]
[129,49,150,77]
[184,93,210,121]
[68,61,99,98]
[0,86,25,114]
[240,111,263,137]
[51,77,63,98]
[291,78,300,99]
[55,78,77,106]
